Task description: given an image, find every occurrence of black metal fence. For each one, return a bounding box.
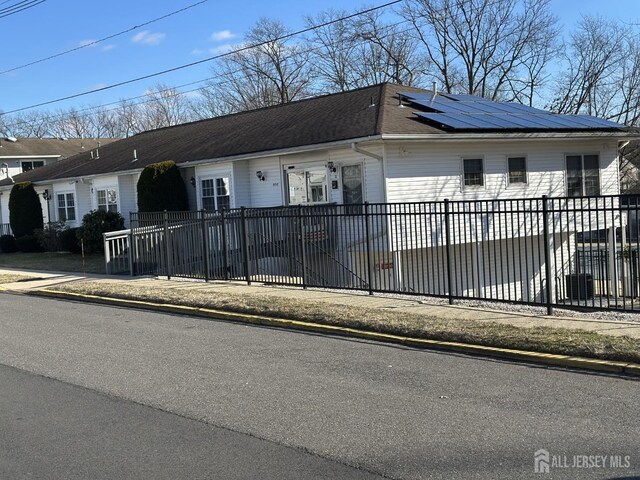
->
[118,195,640,314]
[0,223,11,236]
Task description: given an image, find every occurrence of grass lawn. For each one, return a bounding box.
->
[0,252,105,274]
[0,274,36,284]
[53,280,640,364]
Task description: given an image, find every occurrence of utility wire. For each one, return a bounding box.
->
[0,0,403,116]
[0,0,39,14]
[0,0,45,19]
[0,17,415,132]
[0,0,209,75]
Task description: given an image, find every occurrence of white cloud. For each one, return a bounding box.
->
[210,30,235,42]
[209,44,233,55]
[131,31,166,46]
[102,44,115,52]
[191,48,204,56]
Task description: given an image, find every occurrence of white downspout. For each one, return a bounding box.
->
[350,142,403,290]
[351,142,382,161]
[1,163,14,183]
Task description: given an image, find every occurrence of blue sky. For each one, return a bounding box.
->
[0,0,638,115]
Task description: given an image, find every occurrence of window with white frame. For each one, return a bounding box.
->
[566,154,600,196]
[201,177,230,211]
[463,158,484,187]
[286,167,328,205]
[96,188,118,213]
[21,160,44,172]
[57,193,76,222]
[508,156,527,185]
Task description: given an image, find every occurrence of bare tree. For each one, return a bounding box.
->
[304,9,360,92]
[305,8,423,92]
[138,83,195,131]
[403,0,559,100]
[203,18,313,113]
[351,9,424,87]
[549,16,628,116]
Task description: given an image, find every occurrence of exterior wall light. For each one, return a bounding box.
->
[256,171,265,181]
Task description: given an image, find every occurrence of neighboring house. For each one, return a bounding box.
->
[0,137,118,227]
[1,83,638,301]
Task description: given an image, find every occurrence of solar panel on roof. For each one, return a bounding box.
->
[441,93,492,102]
[401,90,626,130]
[416,113,481,129]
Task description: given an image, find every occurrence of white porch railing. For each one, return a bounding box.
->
[103,229,133,275]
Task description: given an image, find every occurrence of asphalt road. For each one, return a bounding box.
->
[0,292,639,479]
[0,363,379,479]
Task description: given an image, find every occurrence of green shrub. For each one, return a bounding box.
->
[77,210,125,254]
[34,222,67,252]
[137,160,188,212]
[9,182,43,238]
[0,235,17,253]
[59,227,81,253]
[15,235,44,253]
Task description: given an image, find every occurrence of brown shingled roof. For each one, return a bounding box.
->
[1,82,635,188]
[0,137,117,158]
[1,84,403,186]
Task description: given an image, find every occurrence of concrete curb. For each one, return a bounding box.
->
[31,288,640,378]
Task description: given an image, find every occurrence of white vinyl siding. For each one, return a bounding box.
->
[384,139,619,203]
[117,174,138,226]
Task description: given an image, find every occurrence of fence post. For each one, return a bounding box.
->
[240,207,251,285]
[364,202,374,295]
[163,210,172,279]
[201,210,210,282]
[129,212,136,276]
[103,233,110,275]
[127,232,134,276]
[299,206,307,289]
[220,208,229,280]
[444,199,454,305]
[542,195,553,315]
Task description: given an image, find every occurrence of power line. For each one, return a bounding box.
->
[0,0,209,76]
[0,0,403,116]
[0,0,39,14]
[0,0,45,19]
[0,17,416,132]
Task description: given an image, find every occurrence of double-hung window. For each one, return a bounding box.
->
[463,158,484,187]
[57,193,76,222]
[566,154,599,196]
[508,157,527,185]
[97,188,118,212]
[201,177,230,211]
[21,160,44,172]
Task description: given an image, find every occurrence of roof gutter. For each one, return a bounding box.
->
[381,132,640,142]
[0,135,386,190]
[176,135,384,169]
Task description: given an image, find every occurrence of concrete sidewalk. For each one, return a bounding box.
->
[1,267,640,338]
